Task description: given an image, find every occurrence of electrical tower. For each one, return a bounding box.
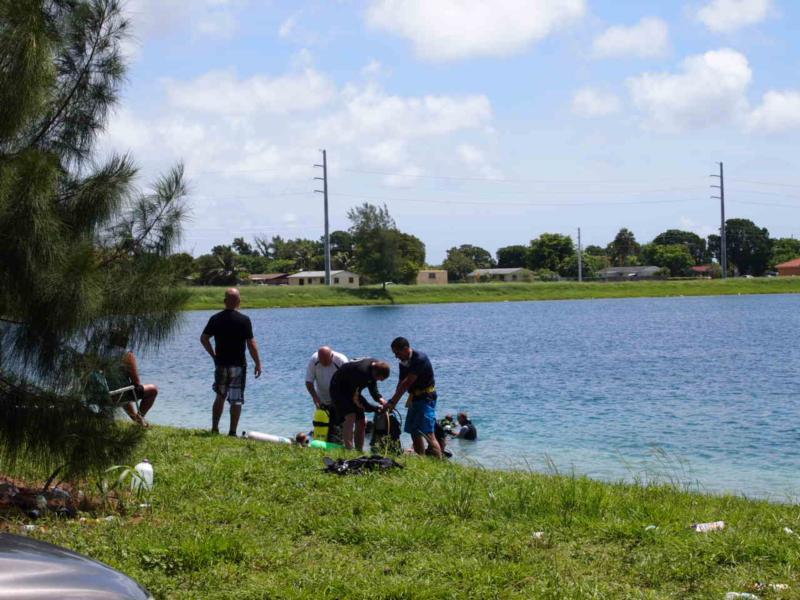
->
[314,149,331,285]
[710,162,728,279]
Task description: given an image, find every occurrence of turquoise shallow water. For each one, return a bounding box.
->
[138,294,800,499]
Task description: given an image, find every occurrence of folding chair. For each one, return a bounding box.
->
[83,370,140,415]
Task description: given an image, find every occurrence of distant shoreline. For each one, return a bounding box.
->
[183,278,800,310]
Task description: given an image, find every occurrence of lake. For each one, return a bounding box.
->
[138,294,800,500]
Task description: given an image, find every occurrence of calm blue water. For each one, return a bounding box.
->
[138,294,800,499]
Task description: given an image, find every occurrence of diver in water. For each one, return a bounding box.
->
[455,412,477,441]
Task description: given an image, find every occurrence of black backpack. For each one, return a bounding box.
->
[370,410,402,455]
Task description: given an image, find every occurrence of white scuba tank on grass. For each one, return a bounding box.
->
[243,431,292,445]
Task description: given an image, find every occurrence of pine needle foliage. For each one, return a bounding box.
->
[0,0,189,478]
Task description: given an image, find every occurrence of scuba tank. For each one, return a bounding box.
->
[312,407,331,441]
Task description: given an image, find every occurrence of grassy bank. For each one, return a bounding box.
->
[186,278,800,310]
[7,427,799,599]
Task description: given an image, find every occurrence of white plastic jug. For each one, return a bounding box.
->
[132,459,153,493]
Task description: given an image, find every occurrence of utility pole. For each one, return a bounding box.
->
[314,149,331,285]
[710,162,727,279]
[577,227,583,282]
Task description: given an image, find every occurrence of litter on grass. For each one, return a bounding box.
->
[691,520,725,532]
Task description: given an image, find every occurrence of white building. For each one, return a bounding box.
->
[287,270,360,288]
[466,267,534,283]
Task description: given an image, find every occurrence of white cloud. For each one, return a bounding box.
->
[105,67,494,188]
[365,0,586,61]
[696,0,772,33]
[361,59,389,79]
[747,91,800,133]
[680,216,717,238]
[361,140,408,167]
[196,11,239,38]
[383,165,425,188]
[571,88,621,117]
[163,68,336,115]
[627,48,752,131]
[592,17,669,59]
[120,0,245,59]
[317,83,492,141]
[456,144,502,179]
[278,15,297,39]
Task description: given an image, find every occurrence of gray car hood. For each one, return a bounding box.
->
[0,533,151,599]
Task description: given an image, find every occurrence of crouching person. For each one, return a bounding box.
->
[329,359,390,450]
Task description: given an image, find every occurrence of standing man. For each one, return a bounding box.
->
[329,358,390,450]
[305,346,348,410]
[385,337,442,458]
[200,288,262,436]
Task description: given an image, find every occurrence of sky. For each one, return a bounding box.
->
[102,0,800,263]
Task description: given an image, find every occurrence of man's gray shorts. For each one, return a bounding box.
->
[213,365,246,405]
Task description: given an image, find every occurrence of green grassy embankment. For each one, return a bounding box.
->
[186,278,800,310]
[8,427,800,599]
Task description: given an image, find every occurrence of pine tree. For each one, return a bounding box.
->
[0,0,189,479]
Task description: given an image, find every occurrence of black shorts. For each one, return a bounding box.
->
[331,387,366,422]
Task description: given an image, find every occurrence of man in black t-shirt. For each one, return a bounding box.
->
[200,288,262,436]
[385,337,442,458]
[329,358,390,450]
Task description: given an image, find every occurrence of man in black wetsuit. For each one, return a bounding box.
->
[385,337,442,458]
[456,412,477,440]
[329,358,390,450]
[200,288,262,436]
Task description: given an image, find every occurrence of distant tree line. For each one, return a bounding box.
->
[171,212,799,285]
[441,219,798,281]
[173,203,426,287]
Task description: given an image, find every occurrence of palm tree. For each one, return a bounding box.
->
[608,228,641,266]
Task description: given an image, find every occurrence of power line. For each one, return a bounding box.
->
[730,199,800,209]
[729,178,800,189]
[730,188,800,200]
[193,191,310,201]
[355,183,704,196]
[338,167,702,186]
[334,191,701,207]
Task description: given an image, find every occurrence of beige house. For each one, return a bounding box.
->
[466,267,534,283]
[416,269,448,285]
[287,270,360,288]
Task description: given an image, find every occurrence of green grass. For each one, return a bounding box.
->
[8,427,800,599]
[185,278,800,310]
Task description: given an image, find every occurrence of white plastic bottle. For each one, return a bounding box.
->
[132,459,154,493]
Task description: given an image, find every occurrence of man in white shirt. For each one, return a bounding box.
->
[305,346,348,409]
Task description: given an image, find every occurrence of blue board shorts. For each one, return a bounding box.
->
[213,365,246,405]
[404,397,436,436]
